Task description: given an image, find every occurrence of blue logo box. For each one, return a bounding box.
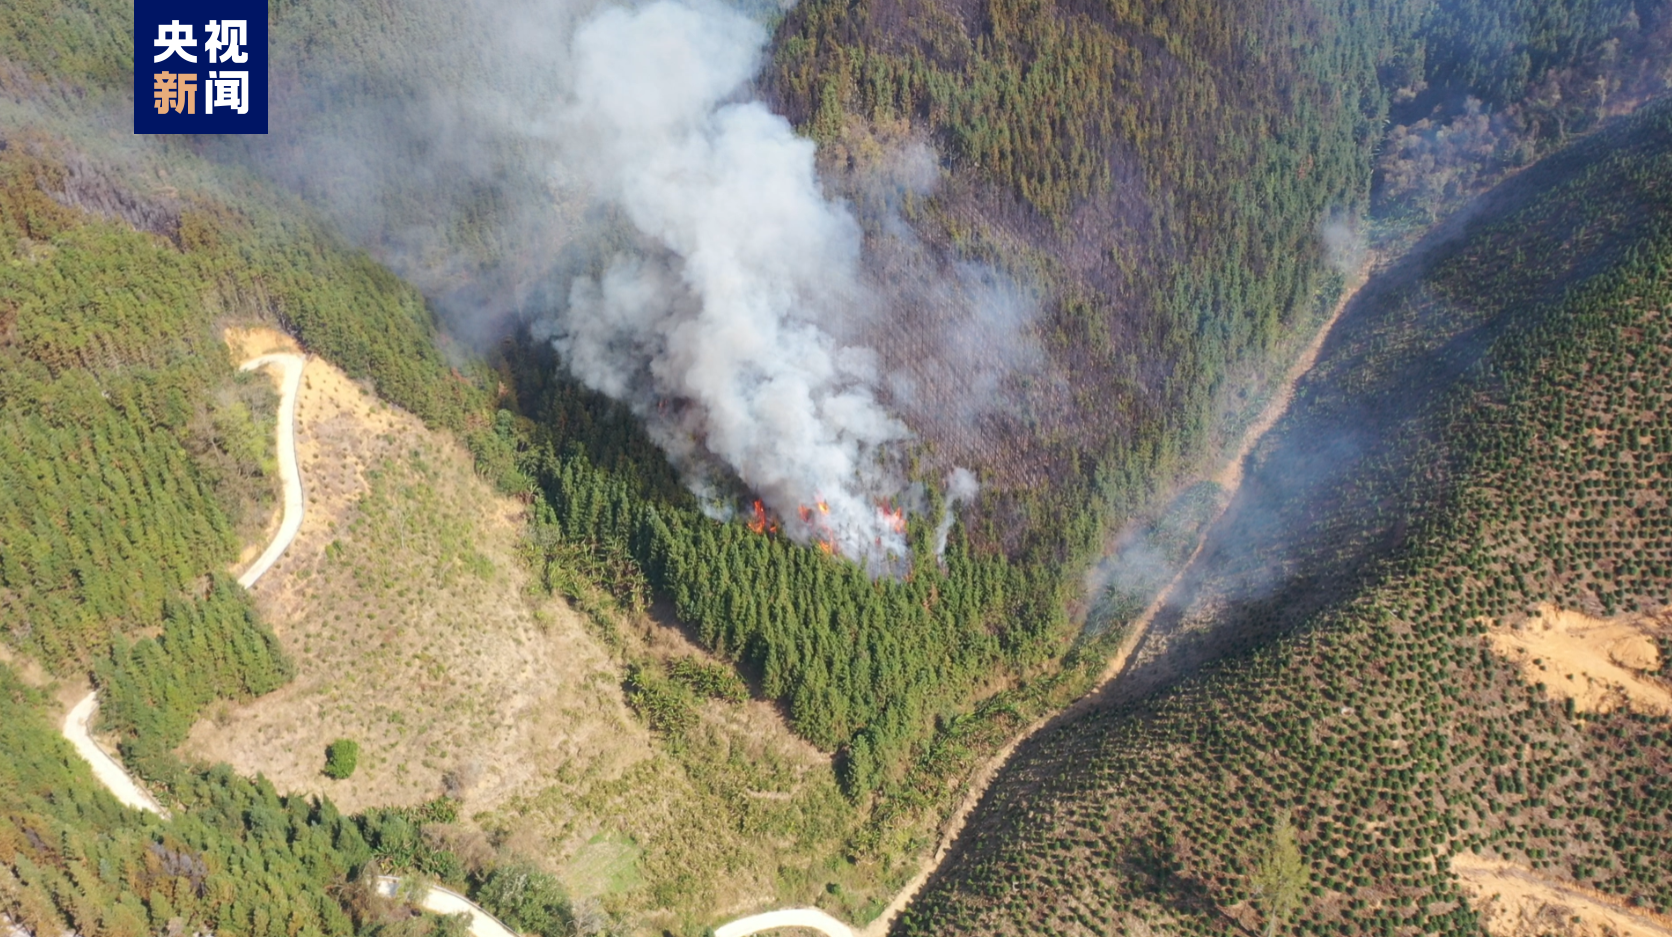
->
[134,0,267,134]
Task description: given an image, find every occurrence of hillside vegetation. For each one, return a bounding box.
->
[3,0,1671,933]
[893,96,1672,937]
[480,0,1672,818]
[769,0,1670,546]
[1,668,366,937]
[0,129,567,936]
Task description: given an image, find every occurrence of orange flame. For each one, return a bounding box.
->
[748,500,770,534]
[817,500,830,515]
[876,499,906,535]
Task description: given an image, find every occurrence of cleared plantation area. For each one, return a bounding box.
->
[186,329,634,816]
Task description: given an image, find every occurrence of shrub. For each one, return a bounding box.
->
[667,657,748,703]
[474,861,572,937]
[325,738,360,779]
[622,665,695,736]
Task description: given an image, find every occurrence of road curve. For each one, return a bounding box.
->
[236,353,307,588]
[62,691,166,815]
[713,908,855,937]
[59,353,307,819]
[374,877,520,937]
[56,353,519,937]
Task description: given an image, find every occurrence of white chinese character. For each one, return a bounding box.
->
[153,20,197,63]
[206,71,250,115]
[204,20,248,64]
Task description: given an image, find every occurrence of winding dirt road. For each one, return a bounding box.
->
[56,351,520,937]
[236,354,307,589]
[61,691,167,815]
[373,877,520,937]
[712,908,855,937]
[60,353,309,823]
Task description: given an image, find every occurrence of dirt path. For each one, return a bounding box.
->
[235,354,307,589]
[1454,855,1672,937]
[58,353,306,819]
[373,877,520,937]
[1213,266,1369,493]
[61,691,166,815]
[714,908,855,937]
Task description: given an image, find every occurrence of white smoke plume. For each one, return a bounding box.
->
[933,467,981,557]
[1320,209,1367,277]
[547,0,914,562]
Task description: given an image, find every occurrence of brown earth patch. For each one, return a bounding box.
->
[1487,605,1671,716]
[184,341,651,817]
[224,325,300,359]
[1456,854,1672,937]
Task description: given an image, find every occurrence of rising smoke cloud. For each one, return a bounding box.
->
[547,0,917,562]
[1320,209,1367,277]
[210,0,1020,566]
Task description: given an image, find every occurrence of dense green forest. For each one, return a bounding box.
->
[2,664,591,937]
[772,0,1391,558]
[892,96,1672,937]
[0,132,506,666]
[528,444,1064,793]
[1417,0,1641,111]
[492,0,1672,803]
[1,667,364,937]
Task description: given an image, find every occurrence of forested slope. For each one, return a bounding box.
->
[1,667,365,937]
[0,119,542,937]
[0,127,505,670]
[1111,87,1672,706]
[892,96,1672,937]
[768,0,1670,556]
[3,663,575,937]
[489,0,1672,810]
